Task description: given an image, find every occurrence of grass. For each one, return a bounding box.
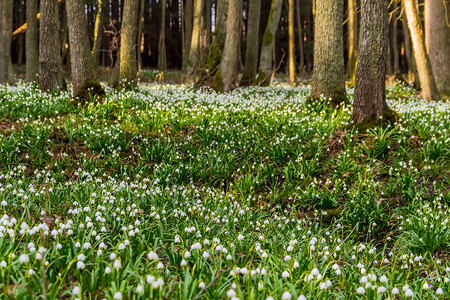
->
[0,80,449,299]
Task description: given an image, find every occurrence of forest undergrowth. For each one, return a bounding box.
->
[0,82,449,299]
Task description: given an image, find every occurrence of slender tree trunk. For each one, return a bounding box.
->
[158,0,167,70]
[185,0,205,82]
[137,0,145,71]
[211,0,241,92]
[93,0,107,69]
[66,0,103,101]
[60,3,70,68]
[401,11,419,86]
[347,0,357,82]
[402,0,440,101]
[295,0,304,76]
[40,0,64,91]
[257,0,283,86]
[119,0,139,86]
[350,0,395,128]
[206,0,227,76]
[392,1,399,73]
[182,0,194,70]
[26,0,39,82]
[241,0,261,86]
[310,0,346,105]
[288,0,295,84]
[425,0,450,96]
[17,2,25,65]
[0,0,13,84]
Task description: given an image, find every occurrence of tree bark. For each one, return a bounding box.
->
[0,0,13,84]
[295,0,304,76]
[26,0,39,82]
[257,0,283,86]
[182,0,193,69]
[288,0,295,84]
[66,0,102,100]
[119,0,139,86]
[92,0,107,69]
[185,0,205,82]
[241,0,261,86]
[350,0,395,128]
[391,0,399,73]
[211,0,242,92]
[137,0,145,71]
[158,0,167,70]
[310,0,346,105]
[402,0,440,101]
[40,0,64,91]
[425,0,450,97]
[206,0,227,76]
[347,0,357,82]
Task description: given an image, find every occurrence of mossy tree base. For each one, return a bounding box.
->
[74,81,106,106]
[306,92,349,108]
[349,108,398,131]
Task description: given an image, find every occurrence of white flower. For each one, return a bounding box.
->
[405,289,413,297]
[180,259,187,266]
[198,282,205,288]
[311,268,319,276]
[156,262,164,269]
[319,282,327,290]
[379,275,388,283]
[284,255,291,262]
[174,235,180,243]
[184,251,191,258]
[226,254,232,260]
[113,292,122,299]
[202,251,210,259]
[392,287,399,294]
[282,271,290,278]
[377,286,386,293]
[226,289,236,298]
[105,267,111,274]
[72,286,80,295]
[77,254,86,261]
[238,234,244,241]
[113,259,121,269]
[146,275,155,283]
[297,295,306,300]
[281,291,292,300]
[147,251,159,260]
[19,254,29,264]
[118,243,126,250]
[136,285,143,293]
[76,261,85,269]
[436,288,443,295]
[356,287,365,294]
[28,269,35,275]
[423,283,430,290]
[0,261,6,267]
[293,261,299,268]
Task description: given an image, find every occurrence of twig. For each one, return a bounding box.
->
[191,267,229,300]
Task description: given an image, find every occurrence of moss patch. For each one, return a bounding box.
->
[74,81,106,106]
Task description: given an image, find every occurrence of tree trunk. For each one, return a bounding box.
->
[158,0,167,70]
[182,0,193,69]
[295,0,304,76]
[392,1,399,73]
[241,0,261,86]
[185,0,205,82]
[206,0,227,76]
[288,0,295,84]
[137,0,145,71]
[350,0,395,129]
[119,0,139,86]
[92,0,107,69]
[402,0,440,101]
[66,0,102,101]
[257,0,283,86]
[26,0,39,82]
[347,0,357,82]
[0,0,13,84]
[425,0,450,97]
[40,0,64,91]
[310,0,346,105]
[211,0,241,92]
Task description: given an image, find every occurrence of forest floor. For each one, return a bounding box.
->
[0,82,449,299]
